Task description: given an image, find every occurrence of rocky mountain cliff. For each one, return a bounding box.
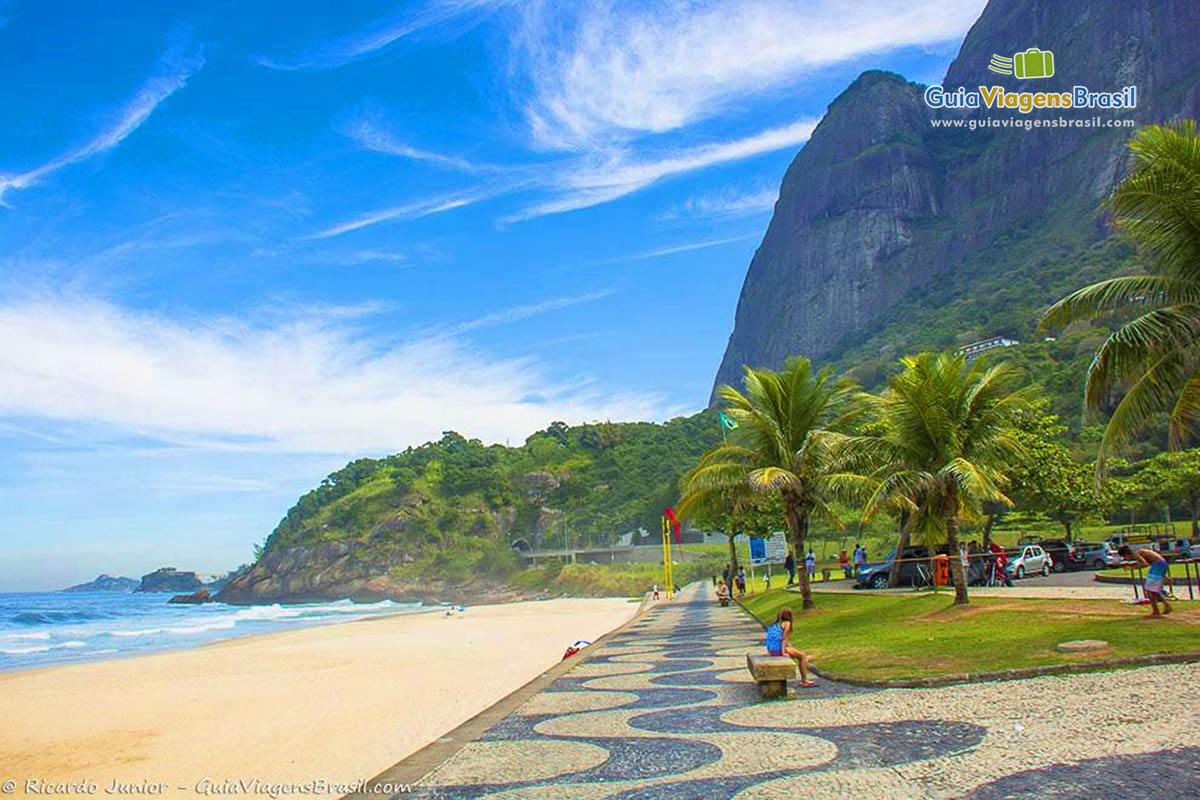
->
[713,0,1200,396]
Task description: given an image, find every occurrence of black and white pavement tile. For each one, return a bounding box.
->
[412,583,1200,799]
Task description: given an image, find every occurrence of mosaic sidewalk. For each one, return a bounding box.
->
[406,583,1200,799]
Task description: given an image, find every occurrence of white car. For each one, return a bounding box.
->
[1006,545,1052,579]
[1077,542,1122,570]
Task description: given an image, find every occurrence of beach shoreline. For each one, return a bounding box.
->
[0,596,640,797]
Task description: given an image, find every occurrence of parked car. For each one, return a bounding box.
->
[1075,542,1121,570]
[1006,545,1052,579]
[1162,539,1198,559]
[855,546,933,589]
[1037,538,1072,573]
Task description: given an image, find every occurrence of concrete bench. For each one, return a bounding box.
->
[746,654,797,699]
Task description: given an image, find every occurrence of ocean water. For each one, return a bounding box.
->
[0,591,427,672]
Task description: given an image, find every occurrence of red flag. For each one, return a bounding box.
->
[664,506,680,542]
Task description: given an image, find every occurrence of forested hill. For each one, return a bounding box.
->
[218,414,722,604]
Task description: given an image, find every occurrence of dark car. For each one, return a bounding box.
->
[1038,538,1073,572]
[855,546,934,589]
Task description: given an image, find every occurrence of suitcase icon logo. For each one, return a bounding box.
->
[988,48,1055,79]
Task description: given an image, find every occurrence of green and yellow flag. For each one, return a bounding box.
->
[718,411,738,430]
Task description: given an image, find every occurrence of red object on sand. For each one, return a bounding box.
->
[664,506,680,542]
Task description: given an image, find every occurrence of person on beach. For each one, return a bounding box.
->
[784,551,796,586]
[765,607,814,687]
[1118,545,1172,616]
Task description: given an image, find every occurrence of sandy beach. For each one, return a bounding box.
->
[0,597,639,797]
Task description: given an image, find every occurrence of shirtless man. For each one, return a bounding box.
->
[1118,545,1172,617]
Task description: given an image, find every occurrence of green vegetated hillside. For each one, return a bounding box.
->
[219,415,725,603]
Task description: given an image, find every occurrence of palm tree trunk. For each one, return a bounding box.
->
[946,514,969,605]
[726,533,739,580]
[888,511,912,588]
[1190,491,1199,539]
[781,492,814,610]
[981,512,996,549]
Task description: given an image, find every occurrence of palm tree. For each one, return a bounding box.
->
[1041,121,1200,468]
[678,357,856,610]
[841,352,1033,605]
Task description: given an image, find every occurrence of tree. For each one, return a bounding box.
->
[1041,121,1200,469]
[1008,400,1101,542]
[681,489,782,581]
[1131,449,1200,536]
[842,352,1034,605]
[678,357,856,610]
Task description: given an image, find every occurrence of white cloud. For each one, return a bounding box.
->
[0,29,204,205]
[253,0,517,71]
[518,0,987,150]
[339,109,482,172]
[624,234,758,261]
[428,289,615,339]
[505,118,816,222]
[305,189,492,239]
[661,187,779,220]
[0,293,668,454]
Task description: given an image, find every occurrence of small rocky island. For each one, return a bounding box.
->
[62,574,139,592]
[136,567,203,593]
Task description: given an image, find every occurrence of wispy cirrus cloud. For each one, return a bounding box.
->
[252,0,517,71]
[429,289,615,340]
[305,189,494,240]
[0,291,667,454]
[623,234,759,262]
[518,0,987,150]
[338,107,483,172]
[0,28,204,206]
[504,117,816,223]
[660,187,779,221]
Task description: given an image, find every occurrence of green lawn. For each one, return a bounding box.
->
[740,589,1200,681]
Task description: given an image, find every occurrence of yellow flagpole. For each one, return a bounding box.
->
[665,517,674,599]
[661,517,669,600]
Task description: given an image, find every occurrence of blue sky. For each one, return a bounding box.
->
[0,0,986,590]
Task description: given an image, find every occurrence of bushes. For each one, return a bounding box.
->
[514,556,725,597]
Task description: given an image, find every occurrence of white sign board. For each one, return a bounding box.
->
[765,532,788,562]
[750,532,788,565]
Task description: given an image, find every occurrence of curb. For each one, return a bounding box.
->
[731,590,1200,689]
[344,592,660,798]
[1095,573,1199,586]
[809,650,1200,688]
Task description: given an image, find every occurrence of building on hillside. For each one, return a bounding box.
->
[958,336,1019,362]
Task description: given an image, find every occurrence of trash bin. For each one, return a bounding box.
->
[934,555,950,586]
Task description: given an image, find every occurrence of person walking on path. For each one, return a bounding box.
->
[784,551,796,586]
[805,550,816,581]
[765,607,815,687]
[736,566,747,598]
[1118,545,1172,617]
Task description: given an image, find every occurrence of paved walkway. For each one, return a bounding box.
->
[407,583,1200,798]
